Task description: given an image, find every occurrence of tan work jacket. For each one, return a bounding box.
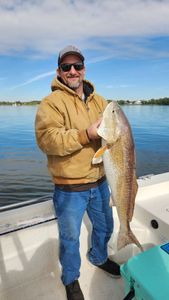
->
[35,77,107,184]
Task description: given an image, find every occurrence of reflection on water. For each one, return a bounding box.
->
[0,104,169,206]
[0,106,53,206]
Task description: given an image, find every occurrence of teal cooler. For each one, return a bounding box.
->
[120,243,169,300]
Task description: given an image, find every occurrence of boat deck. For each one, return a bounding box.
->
[0,217,125,300]
[0,172,169,300]
[0,255,124,300]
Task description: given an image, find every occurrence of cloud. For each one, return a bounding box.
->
[0,0,169,59]
[10,70,55,89]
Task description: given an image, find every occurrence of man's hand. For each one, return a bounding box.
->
[87,118,102,140]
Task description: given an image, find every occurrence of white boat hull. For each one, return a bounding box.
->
[0,172,169,300]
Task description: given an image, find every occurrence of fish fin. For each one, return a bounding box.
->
[92,145,108,164]
[109,195,115,207]
[117,225,143,252]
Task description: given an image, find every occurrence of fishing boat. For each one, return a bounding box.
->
[0,172,169,300]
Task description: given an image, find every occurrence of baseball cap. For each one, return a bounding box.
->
[58,45,85,66]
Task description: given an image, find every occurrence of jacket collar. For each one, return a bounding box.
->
[51,77,95,100]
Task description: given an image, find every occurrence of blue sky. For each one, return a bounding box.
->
[0,0,169,101]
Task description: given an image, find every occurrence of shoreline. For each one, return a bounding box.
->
[0,98,169,106]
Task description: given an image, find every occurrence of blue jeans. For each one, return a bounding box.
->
[53,180,113,285]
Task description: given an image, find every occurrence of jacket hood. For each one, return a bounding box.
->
[51,76,95,98]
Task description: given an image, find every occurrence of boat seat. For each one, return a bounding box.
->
[134,181,169,243]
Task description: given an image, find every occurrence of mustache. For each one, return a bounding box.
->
[67,75,79,78]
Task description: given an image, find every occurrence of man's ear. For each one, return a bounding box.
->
[57,67,60,77]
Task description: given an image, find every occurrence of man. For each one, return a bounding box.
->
[35,45,120,300]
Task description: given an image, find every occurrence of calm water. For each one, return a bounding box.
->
[0,104,169,207]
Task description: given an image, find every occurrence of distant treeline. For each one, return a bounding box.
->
[0,97,169,105]
[115,97,169,105]
[138,97,169,105]
[0,100,41,106]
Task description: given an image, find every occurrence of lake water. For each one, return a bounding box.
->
[0,104,169,207]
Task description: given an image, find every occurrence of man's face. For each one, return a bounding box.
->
[57,54,85,90]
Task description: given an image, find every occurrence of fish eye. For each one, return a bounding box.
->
[112,110,115,113]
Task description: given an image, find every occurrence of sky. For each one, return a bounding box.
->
[0,0,169,102]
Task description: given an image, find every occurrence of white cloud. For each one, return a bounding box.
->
[10,70,55,89]
[0,0,169,58]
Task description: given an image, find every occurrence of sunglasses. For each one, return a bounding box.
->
[60,63,84,72]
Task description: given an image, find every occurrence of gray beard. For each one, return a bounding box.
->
[67,81,81,90]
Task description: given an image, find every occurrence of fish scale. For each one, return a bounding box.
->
[92,101,143,252]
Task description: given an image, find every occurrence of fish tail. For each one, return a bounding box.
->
[117,226,143,252]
